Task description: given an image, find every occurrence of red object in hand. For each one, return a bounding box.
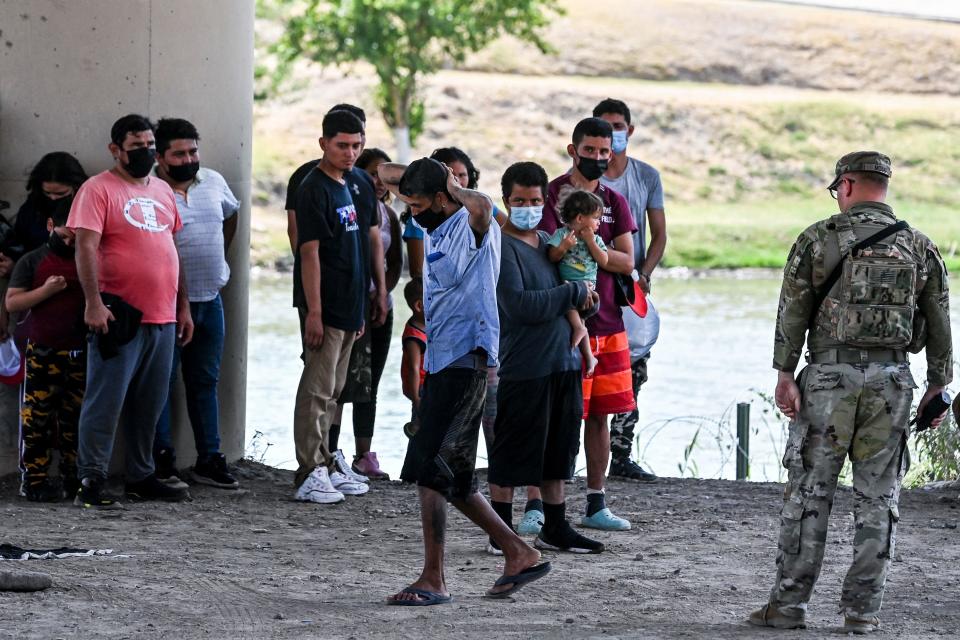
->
[627,279,648,318]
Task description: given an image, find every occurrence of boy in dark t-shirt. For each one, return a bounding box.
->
[291,110,375,505]
[288,160,378,310]
[292,168,367,326]
[5,199,85,502]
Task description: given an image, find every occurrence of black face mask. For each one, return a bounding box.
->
[35,195,58,216]
[576,155,608,182]
[414,204,447,233]
[414,195,454,232]
[167,161,200,182]
[122,147,157,179]
[47,231,74,259]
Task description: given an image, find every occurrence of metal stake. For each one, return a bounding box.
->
[736,402,750,480]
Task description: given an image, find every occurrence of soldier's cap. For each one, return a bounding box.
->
[827,151,892,190]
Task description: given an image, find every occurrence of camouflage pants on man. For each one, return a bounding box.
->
[770,361,914,618]
[609,356,649,461]
[20,342,86,489]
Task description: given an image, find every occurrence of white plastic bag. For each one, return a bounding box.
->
[622,296,660,361]
[0,337,20,377]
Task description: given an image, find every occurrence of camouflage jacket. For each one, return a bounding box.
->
[773,201,952,385]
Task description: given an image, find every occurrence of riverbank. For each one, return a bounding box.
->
[2,461,958,639]
[252,0,960,273]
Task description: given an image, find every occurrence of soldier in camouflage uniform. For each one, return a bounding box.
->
[749,152,952,634]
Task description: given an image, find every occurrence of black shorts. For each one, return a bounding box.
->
[400,366,487,500]
[488,369,583,487]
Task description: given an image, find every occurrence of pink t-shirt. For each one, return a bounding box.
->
[67,170,183,324]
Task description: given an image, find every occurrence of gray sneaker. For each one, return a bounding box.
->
[157,474,189,491]
[609,458,657,482]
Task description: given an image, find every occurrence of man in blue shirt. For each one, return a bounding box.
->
[379,158,550,605]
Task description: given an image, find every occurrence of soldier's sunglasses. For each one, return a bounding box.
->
[828,177,855,200]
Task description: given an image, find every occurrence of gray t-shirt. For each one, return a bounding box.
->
[497,232,587,380]
[601,157,664,268]
[157,167,239,302]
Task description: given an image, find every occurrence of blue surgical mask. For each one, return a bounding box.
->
[611,130,628,154]
[509,205,543,230]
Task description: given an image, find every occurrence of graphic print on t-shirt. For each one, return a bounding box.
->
[123,197,170,233]
[338,204,359,232]
[601,206,614,224]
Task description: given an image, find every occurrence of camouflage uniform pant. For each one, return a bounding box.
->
[19,342,86,487]
[338,320,373,405]
[770,361,914,618]
[609,356,649,461]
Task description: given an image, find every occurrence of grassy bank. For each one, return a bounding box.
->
[668,198,960,270]
[252,74,960,271]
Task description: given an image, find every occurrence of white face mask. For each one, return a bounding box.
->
[611,130,628,154]
[509,205,543,230]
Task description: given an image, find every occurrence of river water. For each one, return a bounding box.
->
[246,271,953,482]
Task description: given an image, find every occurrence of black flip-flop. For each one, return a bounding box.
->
[386,587,452,606]
[484,561,552,599]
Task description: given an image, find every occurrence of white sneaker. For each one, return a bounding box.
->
[294,467,345,504]
[330,471,369,496]
[333,449,369,483]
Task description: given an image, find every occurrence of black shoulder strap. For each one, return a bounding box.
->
[807,220,909,329]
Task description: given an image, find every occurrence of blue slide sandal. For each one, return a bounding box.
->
[386,587,452,606]
[484,561,552,599]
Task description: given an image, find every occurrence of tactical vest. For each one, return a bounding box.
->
[819,213,922,350]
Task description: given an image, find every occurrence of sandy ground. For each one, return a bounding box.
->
[1,462,958,639]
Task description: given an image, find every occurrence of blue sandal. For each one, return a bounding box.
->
[517,509,544,536]
[484,562,552,599]
[386,587,452,606]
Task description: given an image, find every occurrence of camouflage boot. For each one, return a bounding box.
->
[843,614,880,635]
[747,604,806,630]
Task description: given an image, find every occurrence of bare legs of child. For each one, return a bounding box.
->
[565,309,597,377]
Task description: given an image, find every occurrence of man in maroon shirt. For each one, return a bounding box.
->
[537,117,637,531]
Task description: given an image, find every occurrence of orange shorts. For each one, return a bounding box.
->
[582,331,636,418]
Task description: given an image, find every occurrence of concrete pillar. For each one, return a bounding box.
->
[0,0,254,476]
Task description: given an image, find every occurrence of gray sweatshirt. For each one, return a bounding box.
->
[497,232,587,380]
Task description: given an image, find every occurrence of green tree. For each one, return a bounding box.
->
[266,0,562,161]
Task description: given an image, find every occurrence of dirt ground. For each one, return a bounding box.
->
[0,462,958,640]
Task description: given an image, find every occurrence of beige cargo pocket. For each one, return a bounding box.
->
[781,419,810,470]
[891,367,918,391]
[778,500,804,555]
[806,370,842,392]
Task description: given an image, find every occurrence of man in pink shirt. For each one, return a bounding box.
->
[68,114,194,509]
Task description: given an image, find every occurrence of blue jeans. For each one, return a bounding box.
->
[154,294,225,461]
